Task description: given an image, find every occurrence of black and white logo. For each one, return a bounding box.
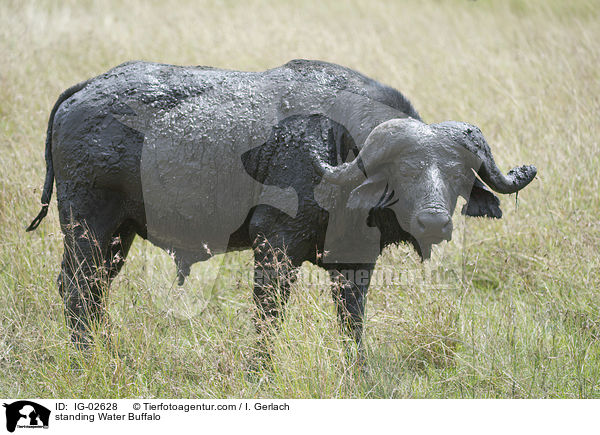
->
[3,401,50,433]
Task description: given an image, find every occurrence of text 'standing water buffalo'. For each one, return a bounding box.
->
[27,59,536,360]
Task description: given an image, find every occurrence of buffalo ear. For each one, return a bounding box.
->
[347,173,388,210]
[462,179,502,218]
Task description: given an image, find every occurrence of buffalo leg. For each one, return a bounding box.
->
[250,240,299,368]
[247,205,313,366]
[327,263,374,363]
[252,237,299,336]
[58,202,132,348]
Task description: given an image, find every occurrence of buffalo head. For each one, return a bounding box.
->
[315,117,536,259]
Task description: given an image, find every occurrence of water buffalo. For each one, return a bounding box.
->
[27,59,536,358]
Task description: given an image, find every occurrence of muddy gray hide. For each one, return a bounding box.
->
[117,67,415,269]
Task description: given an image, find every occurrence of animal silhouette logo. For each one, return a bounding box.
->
[3,401,50,432]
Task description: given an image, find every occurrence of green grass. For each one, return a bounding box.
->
[1,0,599,398]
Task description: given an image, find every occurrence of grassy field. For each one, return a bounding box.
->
[1,0,599,398]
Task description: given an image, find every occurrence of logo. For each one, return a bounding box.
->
[3,401,50,433]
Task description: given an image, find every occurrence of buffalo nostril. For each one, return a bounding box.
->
[414,211,452,238]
